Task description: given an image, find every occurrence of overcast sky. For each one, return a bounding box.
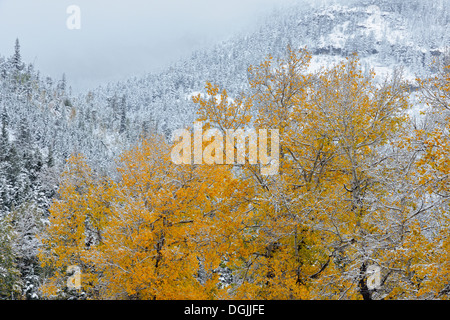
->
[0,0,297,92]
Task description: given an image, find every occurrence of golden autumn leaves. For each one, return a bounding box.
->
[40,137,253,299]
[39,47,450,300]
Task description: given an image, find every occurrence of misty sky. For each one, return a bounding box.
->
[0,0,296,92]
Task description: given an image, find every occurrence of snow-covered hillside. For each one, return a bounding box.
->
[83,0,449,150]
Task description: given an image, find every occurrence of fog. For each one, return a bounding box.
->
[0,0,297,92]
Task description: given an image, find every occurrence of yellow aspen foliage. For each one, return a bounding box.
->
[98,136,252,299]
[40,134,251,299]
[39,48,450,300]
[39,154,116,298]
[193,47,414,300]
[406,57,450,300]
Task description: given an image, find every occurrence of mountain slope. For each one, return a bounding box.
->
[83,0,449,153]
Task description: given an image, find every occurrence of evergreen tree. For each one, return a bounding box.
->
[119,95,127,134]
[0,215,22,299]
[11,38,23,72]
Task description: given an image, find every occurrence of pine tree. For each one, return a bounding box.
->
[9,202,45,299]
[0,107,9,162]
[119,95,127,134]
[11,38,23,72]
[0,215,22,299]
